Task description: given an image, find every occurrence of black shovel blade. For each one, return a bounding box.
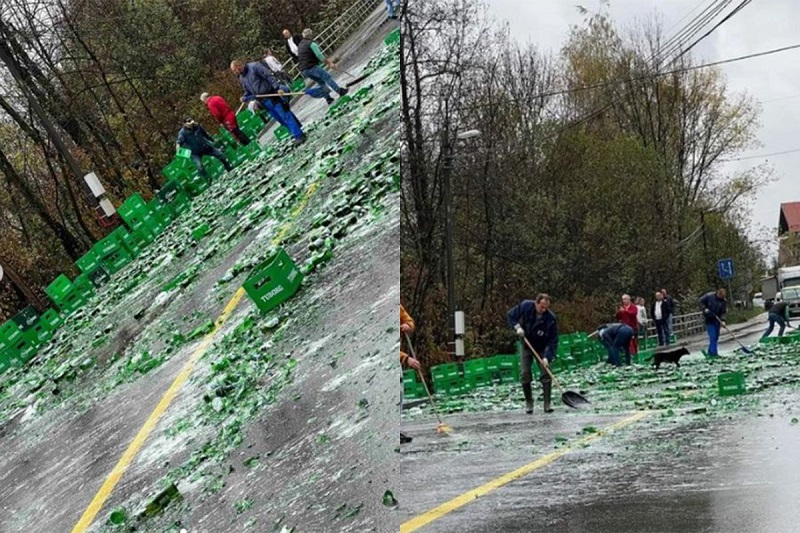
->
[562,391,591,409]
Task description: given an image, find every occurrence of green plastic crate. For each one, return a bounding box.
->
[384,28,400,46]
[11,306,40,331]
[242,248,304,314]
[176,147,192,159]
[39,308,63,330]
[46,274,74,300]
[100,248,132,274]
[0,320,24,347]
[718,372,746,396]
[274,125,291,141]
[431,362,460,382]
[76,250,101,273]
[402,370,417,386]
[291,78,306,92]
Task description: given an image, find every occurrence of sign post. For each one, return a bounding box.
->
[718,258,735,305]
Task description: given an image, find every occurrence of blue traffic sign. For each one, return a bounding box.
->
[718,258,735,280]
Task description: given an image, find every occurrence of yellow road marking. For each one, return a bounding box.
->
[400,411,650,533]
[70,288,246,533]
[72,177,325,531]
[272,182,320,246]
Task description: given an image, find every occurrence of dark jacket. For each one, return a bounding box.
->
[297,39,321,72]
[770,301,790,321]
[507,300,558,361]
[598,323,634,347]
[699,292,727,324]
[176,124,214,154]
[285,35,302,61]
[650,299,672,322]
[237,61,286,103]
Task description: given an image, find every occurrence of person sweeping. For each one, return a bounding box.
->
[400,305,420,444]
[230,58,306,145]
[200,92,250,146]
[700,288,728,358]
[507,294,558,414]
[763,299,792,339]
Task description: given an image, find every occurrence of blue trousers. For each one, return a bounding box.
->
[261,98,303,139]
[302,65,342,99]
[706,322,721,356]
[386,0,395,17]
[762,312,787,338]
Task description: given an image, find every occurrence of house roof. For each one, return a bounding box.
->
[779,202,800,234]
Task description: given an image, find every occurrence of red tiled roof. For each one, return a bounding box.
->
[780,202,800,234]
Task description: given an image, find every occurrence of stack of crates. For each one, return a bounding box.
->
[463,358,491,390]
[235,110,265,140]
[488,354,520,383]
[45,273,93,315]
[431,363,464,395]
[157,180,192,218]
[93,226,134,275]
[118,193,156,244]
[402,370,427,400]
[0,320,25,371]
[146,198,173,233]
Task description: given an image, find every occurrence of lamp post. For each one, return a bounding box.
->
[442,129,481,358]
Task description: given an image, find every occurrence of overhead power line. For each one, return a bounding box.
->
[721,147,800,162]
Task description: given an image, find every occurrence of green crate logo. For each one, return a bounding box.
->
[263,285,285,301]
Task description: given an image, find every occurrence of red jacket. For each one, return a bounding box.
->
[615,303,639,330]
[205,95,237,129]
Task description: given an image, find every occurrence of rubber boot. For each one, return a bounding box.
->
[400,432,412,444]
[522,383,533,414]
[543,382,554,413]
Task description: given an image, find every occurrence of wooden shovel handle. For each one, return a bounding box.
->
[522,336,566,395]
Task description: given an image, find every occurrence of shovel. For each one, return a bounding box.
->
[522,337,590,409]
[329,63,371,88]
[709,312,753,355]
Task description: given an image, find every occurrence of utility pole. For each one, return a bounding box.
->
[440,129,481,360]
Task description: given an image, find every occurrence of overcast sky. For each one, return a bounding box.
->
[487,0,800,261]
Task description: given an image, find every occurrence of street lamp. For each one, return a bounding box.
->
[443,128,482,358]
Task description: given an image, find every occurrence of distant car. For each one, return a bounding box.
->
[778,287,800,318]
[752,293,765,309]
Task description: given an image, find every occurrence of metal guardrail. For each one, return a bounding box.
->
[280,0,382,79]
[642,311,720,340]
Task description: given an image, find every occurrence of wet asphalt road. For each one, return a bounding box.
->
[399,317,800,533]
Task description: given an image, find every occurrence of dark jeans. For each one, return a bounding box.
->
[227,126,251,145]
[603,327,633,366]
[520,348,551,386]
[191,146,232,179]
[762,312,787,338]
[655,319,670,346]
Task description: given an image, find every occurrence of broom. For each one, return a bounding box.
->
[404,332,452,434]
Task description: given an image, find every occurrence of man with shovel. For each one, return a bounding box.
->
[699,288,728,358]
[230,58,307,145]
[296,28,348,105]
[200,93,250,146]
[507,294,558,414]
